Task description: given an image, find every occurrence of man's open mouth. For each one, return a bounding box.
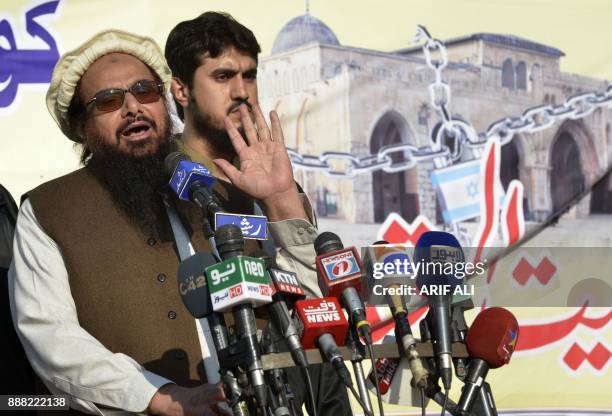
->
[121,121,152,140]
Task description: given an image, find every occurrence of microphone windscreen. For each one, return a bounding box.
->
[415,231,464,289]
[164,151,190,176]
[177,251,218,318]
[294,297,348,348]
[466,307,519,368]
[314,231,343,255]
[250,249,277,269]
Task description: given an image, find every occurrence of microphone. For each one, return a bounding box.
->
[255,249,306,304]
[251,250,309,368]
[178,251,217,319]
[293,297,353,387]
[260,326,293,416]
[204,224,273,408]
[315,233,387,416]
[177,252,247,415]
[414,231,465,391]
[366,241,429,388]
[458,307,519,415]
[450,298,474,380]
[164,151,222,217]
[314,232,372,345]
[177,251,229,350]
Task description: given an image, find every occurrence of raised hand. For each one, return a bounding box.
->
[213,103,308,221]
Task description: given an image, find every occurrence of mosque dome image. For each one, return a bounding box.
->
[271,13,340,54]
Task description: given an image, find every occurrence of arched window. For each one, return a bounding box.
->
[531,63,541,82]
[502,58,515,89]
[516,61,527,90]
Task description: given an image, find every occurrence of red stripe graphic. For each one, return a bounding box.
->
[500,180,525,249]
[516,306,612,351]
[474,140,499,264]
[505,186,521,245]
[506,189,520,245]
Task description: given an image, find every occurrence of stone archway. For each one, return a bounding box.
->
[501,140,520,191]
[590,172,612,214]
[500,138,530,215]
[370,111,419,223]
[550,132,585,213]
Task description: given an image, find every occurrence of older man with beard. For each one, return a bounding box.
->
[165,12,353,416]
[9,29,321,416]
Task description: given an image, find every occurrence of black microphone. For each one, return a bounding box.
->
[177,252,216,318]
[251,250,309,369]
[176,252,247,415]
[451,298,473,380]
[211,224,270,408]
[415,231,465,391]
[260,329,293,416]
[177,252,229,349]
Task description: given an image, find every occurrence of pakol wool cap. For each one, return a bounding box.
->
[46,29,171,142]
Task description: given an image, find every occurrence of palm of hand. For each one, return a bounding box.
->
[235,140,294,201]
[214,104,297,204]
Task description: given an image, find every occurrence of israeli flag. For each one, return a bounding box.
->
[431,160,504,224]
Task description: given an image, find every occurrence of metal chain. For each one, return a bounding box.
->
[414,26,459,140]
[287,27,612,178]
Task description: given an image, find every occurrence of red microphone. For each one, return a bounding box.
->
[294,298,353,387]
[314,232,372,345]
[458,307,519,414]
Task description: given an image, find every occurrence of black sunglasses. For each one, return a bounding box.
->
[86,80,164,113]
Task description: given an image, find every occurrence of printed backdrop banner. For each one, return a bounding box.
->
[1,0,611,415]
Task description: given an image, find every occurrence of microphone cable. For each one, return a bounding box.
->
[420,387,426,416]
[300,366,318,416]
[366,342,385,416]
[441,389,450,416]
[348,384,374,416]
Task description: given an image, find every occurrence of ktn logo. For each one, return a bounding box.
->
[1,1,61,112]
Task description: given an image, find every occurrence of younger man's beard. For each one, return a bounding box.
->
[189,95,248,158]
[85,127,175,236]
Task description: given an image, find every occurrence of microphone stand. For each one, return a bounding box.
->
[345,328,374,415]
[450,301,471,380]
[420,310,466,416]
[201,217,221,260]
[469,382,498,416]
[450,300,498,416]
[166,195,247,416]
[261,327,295,416]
